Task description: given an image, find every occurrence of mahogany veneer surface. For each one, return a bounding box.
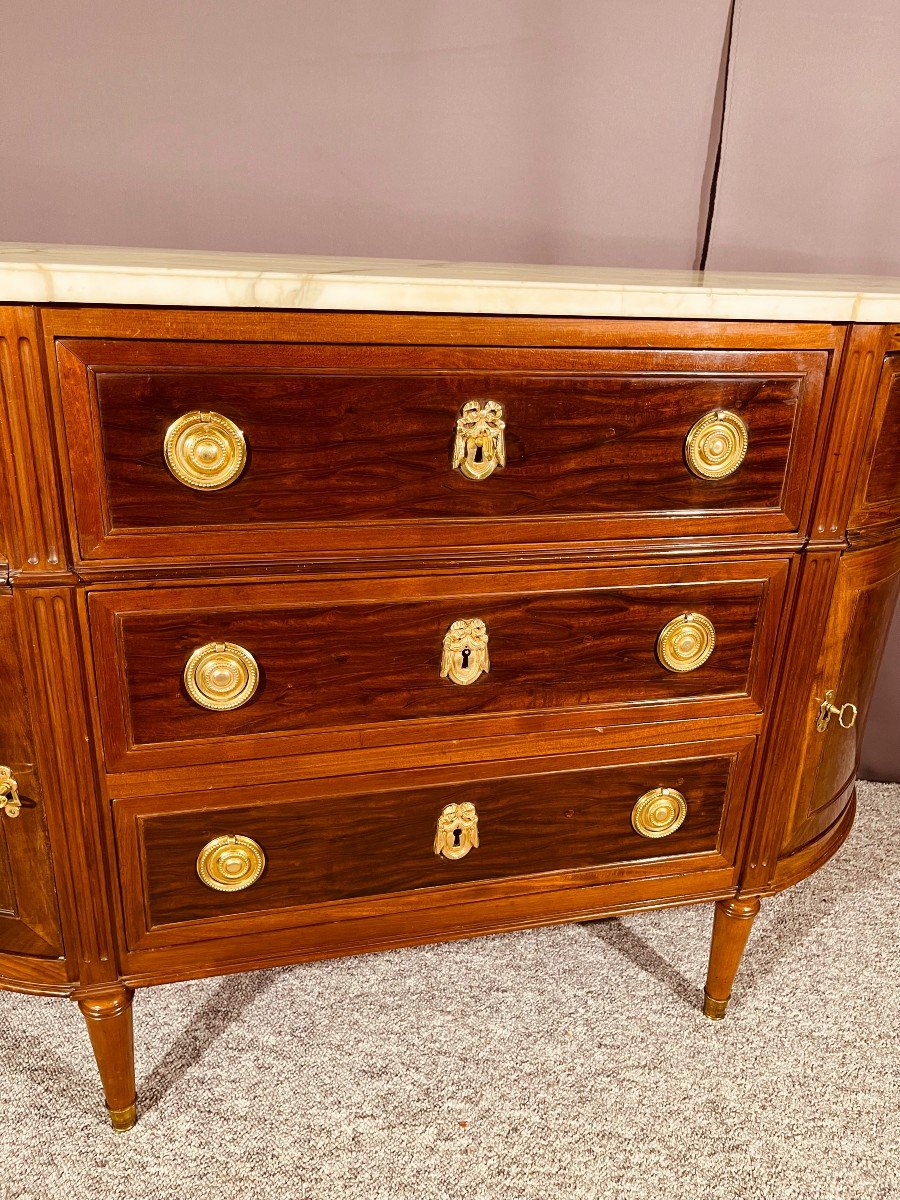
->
[851,354,900,534]
[89,559,787,770]
[49,319,837,563]
[0,293,897,1131]
[134,752,740,929]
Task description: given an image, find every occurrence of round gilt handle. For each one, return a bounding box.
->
[657,612,716,673]
[684,410,749,480]
[196,834,266,891]
[631,787,687,839]
[184,641,259,711]
[164,410,247,491]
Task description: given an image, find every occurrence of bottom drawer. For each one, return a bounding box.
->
[115,737,755,954]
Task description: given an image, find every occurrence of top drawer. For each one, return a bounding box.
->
[53,317,830,563]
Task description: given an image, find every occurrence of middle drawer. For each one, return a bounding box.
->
[89,559,789,772]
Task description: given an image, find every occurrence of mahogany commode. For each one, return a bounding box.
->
[0,247,897,1130]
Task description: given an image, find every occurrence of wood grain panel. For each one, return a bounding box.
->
[737,548,840,893]
[850,353,900,535]
[781,538,900,855]
[120,868,739,986]
[810,324,892,541]
[93,356,800,523]
[112,737,754,949]
[88,559,788,771]
[867,375,900,506]
[40,306,845,350]
[0,950,71,996]
[52,331,829,562]
[14,587,116,987]
[0,590,63,958]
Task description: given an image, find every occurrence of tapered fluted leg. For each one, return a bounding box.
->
[703,896,761,1019]
[77,986,137,1130]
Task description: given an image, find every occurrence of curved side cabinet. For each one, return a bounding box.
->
[776,537,900,878]
[0,591,66,992]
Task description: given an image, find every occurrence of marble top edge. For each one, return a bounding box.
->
[1,243,898,318]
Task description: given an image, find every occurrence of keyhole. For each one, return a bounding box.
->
[453,827,462,847]
[460,647,471,669]
[474,444,483,463]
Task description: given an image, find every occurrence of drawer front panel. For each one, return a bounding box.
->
[850,353,900,533]
[89,561,788,770]
[115,739,754,948]
[56,334,828,560]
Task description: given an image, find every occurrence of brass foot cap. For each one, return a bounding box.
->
[703,990,730,1020]
[108,1101,137,1131]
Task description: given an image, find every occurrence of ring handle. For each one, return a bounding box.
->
[656,612,716,673]
[631,787,688,838]
[685,410,749,480]
[184,641,259,711]
[164,410,247,491]
[197,834,266,891]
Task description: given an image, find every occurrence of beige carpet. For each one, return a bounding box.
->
[1,780,897,1200]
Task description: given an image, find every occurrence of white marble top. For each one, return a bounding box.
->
[1,243,899,322]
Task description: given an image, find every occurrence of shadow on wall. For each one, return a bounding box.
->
[860,604,900,781]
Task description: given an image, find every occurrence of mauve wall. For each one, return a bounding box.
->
[706,0,900,276]
[0,0,730,265]
[705,0,900,781]
[0,0,896,775]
